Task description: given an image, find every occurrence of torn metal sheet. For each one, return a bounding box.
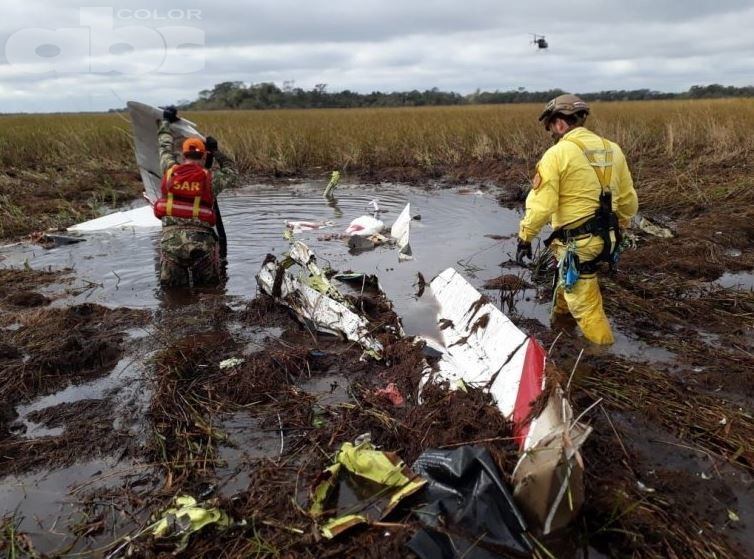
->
[344,216,385,237]
[426,268,536,425]
[285,219,335,234]
[424,267,589,535]
[257,241,383,357]
[390,203,413,261]
[69,101,204,232]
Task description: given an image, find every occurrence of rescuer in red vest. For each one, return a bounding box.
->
[156,105,238,287]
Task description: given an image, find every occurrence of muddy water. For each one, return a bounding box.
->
[0,182,684,554]
[1,184,518,319]
[0,182,670,363]
[1,182,681,443]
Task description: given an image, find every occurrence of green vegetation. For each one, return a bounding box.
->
[180,82,754,111]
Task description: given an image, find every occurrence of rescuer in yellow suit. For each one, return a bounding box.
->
[516,94,638,344]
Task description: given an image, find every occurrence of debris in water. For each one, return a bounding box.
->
[390,203,413,261]
[28,232,85,248]
[344,215,385,237]
[347,235,377,252]
[415,272,426,297]
[323,170,341,199]
[285,219,335,234]
[257,240,384,357]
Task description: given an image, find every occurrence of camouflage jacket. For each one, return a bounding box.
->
[158,119,239,229]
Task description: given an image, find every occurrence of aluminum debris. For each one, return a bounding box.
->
[390,203,413,261]
[257,240,383,357]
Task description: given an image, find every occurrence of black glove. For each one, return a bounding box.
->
[162,105,178,123]
[204,136,218,153]
[516,238,532,266]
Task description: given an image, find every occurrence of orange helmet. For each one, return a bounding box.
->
[182,137,206,156]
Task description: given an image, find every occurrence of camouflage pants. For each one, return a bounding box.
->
[159,226,221,287]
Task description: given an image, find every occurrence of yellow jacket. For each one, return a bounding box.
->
[518,127,638,242]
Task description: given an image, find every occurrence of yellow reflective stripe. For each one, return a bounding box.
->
[566,136,612,190]
[602,138,613,187]
[192,196,201,218]
[166,193,174,216]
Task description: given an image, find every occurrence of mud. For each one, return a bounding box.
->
[1,181,753,557]
[0,303,148,419]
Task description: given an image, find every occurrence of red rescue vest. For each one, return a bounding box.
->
[154,164,215,226]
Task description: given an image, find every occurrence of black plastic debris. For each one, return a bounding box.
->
[407,446,532,559]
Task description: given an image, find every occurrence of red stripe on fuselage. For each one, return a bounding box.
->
[512,338,546,448]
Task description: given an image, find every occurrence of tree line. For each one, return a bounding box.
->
[179,82,754,110]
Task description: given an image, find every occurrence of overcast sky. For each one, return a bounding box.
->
[1,0,753,113]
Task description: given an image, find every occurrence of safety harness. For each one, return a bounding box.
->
[544,135,621,274]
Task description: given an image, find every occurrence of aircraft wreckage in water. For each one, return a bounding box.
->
[258,238,590,536]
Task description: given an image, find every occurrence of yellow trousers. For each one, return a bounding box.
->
[551,236,614,345]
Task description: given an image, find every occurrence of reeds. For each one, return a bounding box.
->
[2,99,753,239]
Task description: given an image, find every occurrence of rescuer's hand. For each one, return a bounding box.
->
[516,238,532,266]
[205,136,218,153]
[162,105,179,123]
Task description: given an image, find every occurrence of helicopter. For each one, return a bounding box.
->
[531,34,548,49]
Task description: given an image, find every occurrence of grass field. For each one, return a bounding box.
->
[1,98,753,238]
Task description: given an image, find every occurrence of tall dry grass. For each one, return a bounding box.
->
[0,98,753,237]
[2,99,751,176]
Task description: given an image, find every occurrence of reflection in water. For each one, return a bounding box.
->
[326,195,343,219]
[0,183,522,336]
[0,182,676,363]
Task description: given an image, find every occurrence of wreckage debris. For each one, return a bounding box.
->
[309,439,425,538]
[424,268,591,534]
[344,215,385,236]
[286,219,335,234]
[390,203,413,261]
[408,446,532,558]
[257,242,591,539]
[257,240,385,357]
[323,170,341,199]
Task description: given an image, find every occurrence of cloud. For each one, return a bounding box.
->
[0,0,752,112]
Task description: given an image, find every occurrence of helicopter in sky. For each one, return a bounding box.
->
[531,34,548,49]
